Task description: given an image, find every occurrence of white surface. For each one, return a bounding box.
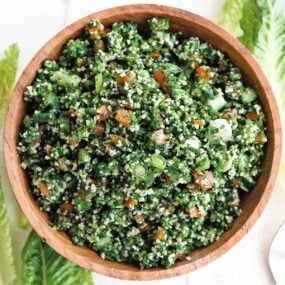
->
[0,1,284,285]
[269,222,285,284]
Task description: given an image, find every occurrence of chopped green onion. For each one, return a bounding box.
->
[150,154,166,171]
[59,116,70,134]
[241,87,257,104]
[34,112,53,123]
[95,73,103,94]
[196,153,210,170]
[75,198,91,212]
[131,164,146,178]
[149,17,169,31]
[217,153,232,172]
[45,92,59,109]
[78,149,91,164]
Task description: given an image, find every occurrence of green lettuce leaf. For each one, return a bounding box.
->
[219,0,285,105]
[18,208,30,230]
[0,43,20,285]
[238,0,263,52]
[0,43,20,121]
[244,0,285,105]
[0,180,17,285]
[21,230,93,285]
[219,0,244,36]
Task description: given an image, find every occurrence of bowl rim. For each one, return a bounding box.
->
[3,4,282,280]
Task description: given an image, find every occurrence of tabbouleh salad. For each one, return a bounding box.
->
[17,17,267,268]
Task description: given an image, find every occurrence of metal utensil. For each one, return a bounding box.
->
[269,222,285,285]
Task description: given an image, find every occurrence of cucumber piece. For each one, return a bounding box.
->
[241,87,257,104]
[34,112,54,123]
[207,93,227,112]
[45,92,59,109]
[59,116,70,134]
[131,164,146,179]
[185,137,201,150]
[51,70,81,88]
[210,119,233,142]
[196,152,210,170]
[217,152,232,172]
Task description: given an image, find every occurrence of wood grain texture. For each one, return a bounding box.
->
[3,4,282,280]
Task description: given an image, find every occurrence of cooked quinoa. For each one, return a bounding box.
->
[17,17,267,268]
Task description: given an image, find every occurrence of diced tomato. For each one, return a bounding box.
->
[87,27,108,37]
[122,103,134,110]
[186,183,200,191]
[115,109,132,128]
[31,141,40,147]
[124,197,137,208]
[117,75,132,84]
[193,170,214,190]
[155,226,165,240]
[67,137,79,147]
[196,66,211,81]
[186,207,203,218]
[246,111,259,120]
[61,202,74,211]
[94,122,105,136]
[255,132,266,144]
[154,70,169,93]
[150,50,160,59]
[154,70,166,85]
[176,252,187,261]
[44,144,52,155]
[134,214,144,223]
[76,58,88,68]
[109,134,125,144]
[87,27,99,33]
[38,182,49,197]
[232,178,239,189]
[151,129,169,145]
[163,173,171,184]
[58,160,68,171]
[192,119,205,126]
[104,143,112,154]
[97,105,111,122]
[140,224,151,233]
[68,109,77,120]
[223,108,238,119]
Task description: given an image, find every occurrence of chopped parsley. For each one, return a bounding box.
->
[17,17,267,268]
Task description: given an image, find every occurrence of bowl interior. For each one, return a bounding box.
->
[4,4,281,280]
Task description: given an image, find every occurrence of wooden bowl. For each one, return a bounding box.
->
[4,4,282,280]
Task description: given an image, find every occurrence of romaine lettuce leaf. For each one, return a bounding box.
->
[219,0,285,105]
[0,43,20,285]
[219,0,244,37]
[0,181,17,285]
[0,43,19,121]
[21,230,93,285]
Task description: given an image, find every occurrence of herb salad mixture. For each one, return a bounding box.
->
[17,17,267,268]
